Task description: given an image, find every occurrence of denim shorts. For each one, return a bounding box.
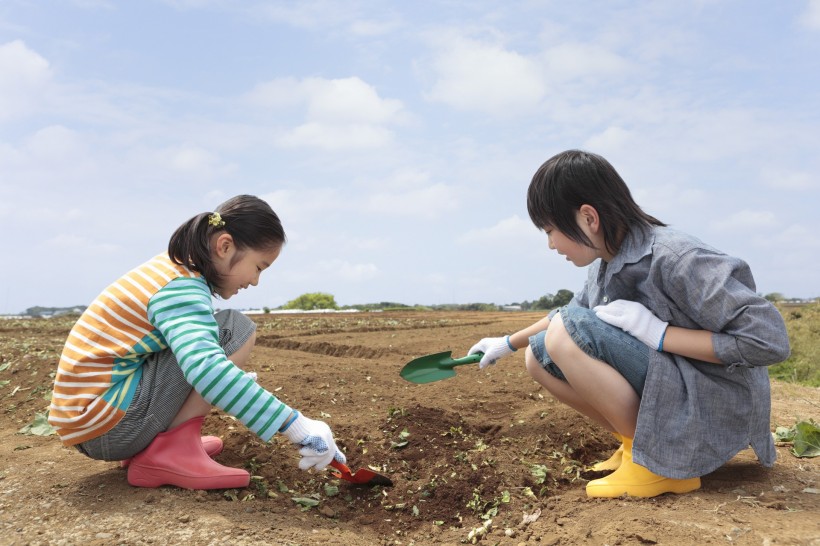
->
[75,309,256,461]
[529,306,650,395]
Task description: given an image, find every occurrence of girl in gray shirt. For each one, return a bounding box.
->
[469,149,790,498]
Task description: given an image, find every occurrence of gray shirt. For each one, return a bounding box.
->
[567,225,790,478]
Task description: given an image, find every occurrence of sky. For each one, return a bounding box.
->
[1,0,819,314]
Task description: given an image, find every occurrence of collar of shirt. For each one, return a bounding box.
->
[600,224,656,285]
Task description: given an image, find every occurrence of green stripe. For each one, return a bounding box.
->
[210,373,244,406]
[258,404,288,438]
[183,351,221,384]
[198,366,235,398]
[245,397,274,429]
[168,329,219,350]
[235,389,264,420]
[223,380,255,413]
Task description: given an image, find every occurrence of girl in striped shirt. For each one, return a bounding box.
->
[49,195,345,490]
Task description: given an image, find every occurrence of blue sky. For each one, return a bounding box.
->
[1,0,818,313]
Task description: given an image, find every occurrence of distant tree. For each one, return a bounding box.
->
[764,292,785,302]
[529,289,574,310]
[553,289,574,307]
[282,292,338,310]
[463,303,498,311]
[23,305,86,318]
[263,307,271,314]
[532,294,555,310]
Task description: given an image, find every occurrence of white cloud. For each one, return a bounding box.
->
[247,76,404,150]
[0,40,52,120]
[541,42,633,82]
[457,215,540,244]
[24,125,87,160]
[800,0,820,29]
[347,237,386,251]
[69,0,115,8]
[710,210,778,232]
[244,77,304,110]
[46,234,120,255]
[248,76,404,124]
[318,259,380,282]
[277,122,394,150]
[278,258,381,285]
[750,224,820,265]
[375,168,434,191]
[348,18,400,37]
[364,183,459,217]
[162,146,237,178]
[251,2,348,30]
[583,126,635,154]
[262,188,347,219]
[426,36,547,116]
[761,169,818,190]
[0,125,99,185]
[303,77,404,124]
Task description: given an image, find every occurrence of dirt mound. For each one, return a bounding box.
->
[1,312,818,545]
[256,336,396,360]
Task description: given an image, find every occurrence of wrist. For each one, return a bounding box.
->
[279,410,300,433]
[657,326,668,352]
[505,335,517,352]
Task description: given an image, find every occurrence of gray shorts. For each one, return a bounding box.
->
[75,309,256,461]
[529,305,651,395]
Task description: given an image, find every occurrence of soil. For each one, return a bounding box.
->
[1,311,818,546]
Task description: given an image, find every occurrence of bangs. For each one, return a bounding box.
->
[526,151,595,247]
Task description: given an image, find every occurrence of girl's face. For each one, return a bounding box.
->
[214,243,281,300]
[544,208,611,266]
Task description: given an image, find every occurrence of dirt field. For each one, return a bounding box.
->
[1,311,818,546]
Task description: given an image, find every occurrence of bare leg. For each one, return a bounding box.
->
[168,330,257,429]
[531,315,639,438]
[525,347,615,432]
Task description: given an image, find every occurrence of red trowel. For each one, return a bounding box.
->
[330,459,393,487]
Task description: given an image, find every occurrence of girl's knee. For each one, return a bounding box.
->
[228,329,256,366]
[242,329,257,353]
[544,314,572,358]
[524,346,540,377]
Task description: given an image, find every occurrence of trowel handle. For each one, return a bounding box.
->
[448,352,483,367]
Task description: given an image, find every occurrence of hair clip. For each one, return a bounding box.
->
[208,212,226,228]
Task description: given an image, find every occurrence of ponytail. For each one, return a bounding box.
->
[168,195,286,294]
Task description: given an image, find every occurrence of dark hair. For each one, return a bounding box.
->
[527,150,665,254]
[168,195,286,294]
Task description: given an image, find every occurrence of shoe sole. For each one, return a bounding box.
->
[586,477,701,498]
[127,465,249,490]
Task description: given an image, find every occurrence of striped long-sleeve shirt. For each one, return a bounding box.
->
[49,253,292,446]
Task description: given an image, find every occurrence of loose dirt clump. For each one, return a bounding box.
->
[1,311,818,545]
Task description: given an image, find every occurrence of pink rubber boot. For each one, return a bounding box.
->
[127,416,249,490]
[120,436,223,468]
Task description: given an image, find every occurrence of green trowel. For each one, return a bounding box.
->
[399,351,484,384]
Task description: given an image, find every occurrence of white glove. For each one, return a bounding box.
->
[594,299,668,351]
[281,412,346,471]
[468,336,516,369]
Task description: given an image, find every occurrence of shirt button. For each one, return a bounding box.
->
[603,296,609,303]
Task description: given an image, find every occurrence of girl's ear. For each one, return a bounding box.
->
[578,204,600,232]
[214,233,235,258]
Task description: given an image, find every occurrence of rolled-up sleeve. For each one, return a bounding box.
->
[665,249,790,368]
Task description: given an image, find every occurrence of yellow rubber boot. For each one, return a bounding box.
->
[586,437,701,498]
[591,432,623,472]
